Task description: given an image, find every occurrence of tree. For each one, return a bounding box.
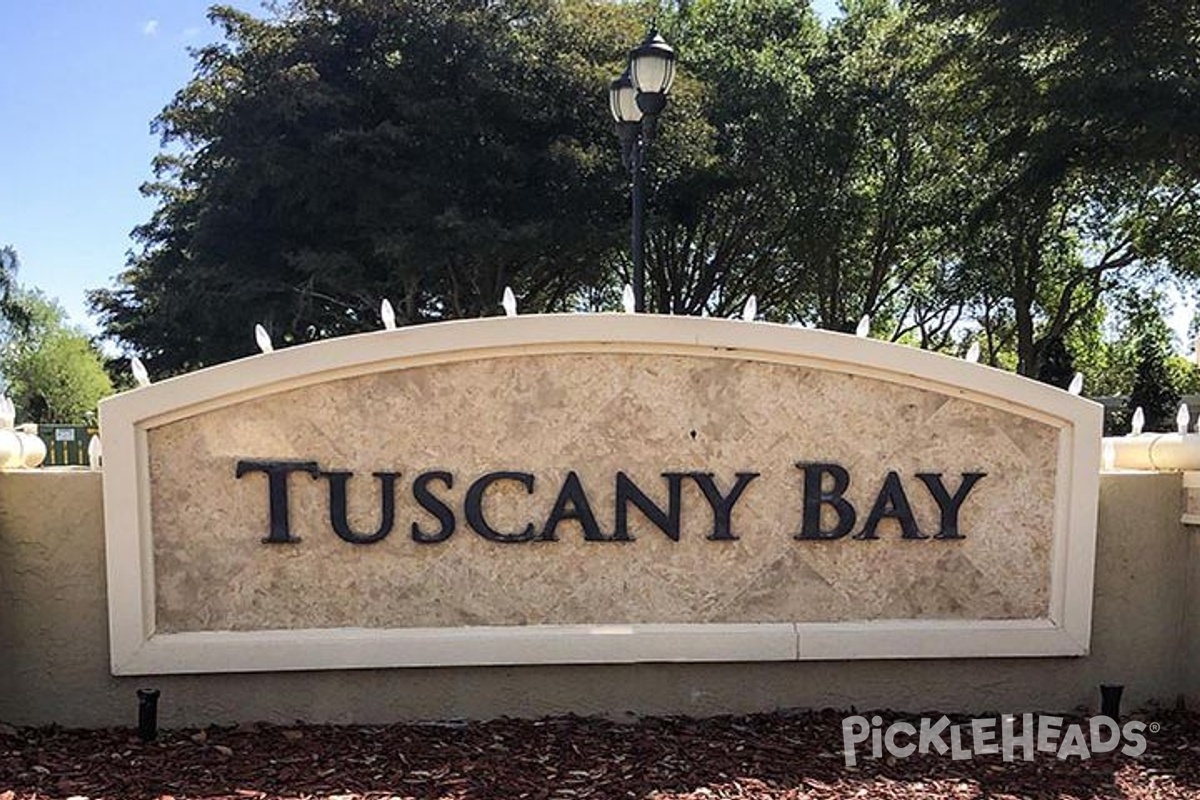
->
[916,0,1200,182]
[1,291,114,424]
[91,0,641,376]
[635,0,823,317]
[0,245,32,335]
[780,0,973,338]
[1125,331,1179,435]
[90,0,1200,387]
[916,0,1200,377]
[640,0,976,337]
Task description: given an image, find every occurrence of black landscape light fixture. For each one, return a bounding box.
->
[609,27,676,313]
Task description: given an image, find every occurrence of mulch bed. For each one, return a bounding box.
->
[2,709,1199,799]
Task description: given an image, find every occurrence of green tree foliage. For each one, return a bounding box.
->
[637,0,822,316]
[91,0,639,375]
[918,0,1200,180]
[90,0,1200,386]
[1,291,114,424]
[647,0,973,336]
[0,245,32,334]
[1125,333,1180,436]
[1074,290,1189,434]
[917,0,1200,377]
[782,0,970,338]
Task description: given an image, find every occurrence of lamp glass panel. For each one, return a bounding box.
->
[660,58,676,93]
[615,83,642,122]
[632,53,670,94]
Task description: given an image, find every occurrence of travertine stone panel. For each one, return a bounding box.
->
[149,353,1057,633]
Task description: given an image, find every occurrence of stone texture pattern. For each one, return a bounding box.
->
[148,353,1058,633]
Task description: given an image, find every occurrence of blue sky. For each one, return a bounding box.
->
[0,1,255,332]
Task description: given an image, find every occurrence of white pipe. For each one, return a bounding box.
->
[1103,433,1200,471]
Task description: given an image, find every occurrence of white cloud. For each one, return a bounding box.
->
[142,19,159,36]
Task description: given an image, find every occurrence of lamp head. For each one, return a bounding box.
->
[608,69,642,124]
[629,28,676,96]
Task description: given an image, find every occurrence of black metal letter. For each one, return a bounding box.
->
[323,471,399,544]
[235,459,321,544]
[412,471,456,543]
[465,471,537,542]
[542,471,608,541]
[613,472,685,541]
[916,472,986,539]
[795,462,856,540]
[689,472,759,541]
[856,471,924,540]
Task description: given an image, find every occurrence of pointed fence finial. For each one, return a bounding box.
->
[381,299,397,331]
[742,295,757,322]
[130,357,151,388]
[1131,406,1145,436]
[501,287,517,318]
[855,314,871,338]
[1067,372,1084,396]
[622,284,636,314]
[88,435,102,470]
[255,324,274,354]
[1178,403,1191,435]
[965,341,980,363]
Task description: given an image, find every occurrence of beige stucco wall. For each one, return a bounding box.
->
[0,469,1194,728]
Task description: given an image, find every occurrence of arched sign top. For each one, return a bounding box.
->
[100,314,1101,675]
[102,314,1100,429]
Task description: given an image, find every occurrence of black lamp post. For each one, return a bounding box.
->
[609,28,676,313]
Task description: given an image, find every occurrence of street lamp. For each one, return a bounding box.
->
[609,28,676,313]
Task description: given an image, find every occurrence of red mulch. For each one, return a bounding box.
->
[2,709,1199,799]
